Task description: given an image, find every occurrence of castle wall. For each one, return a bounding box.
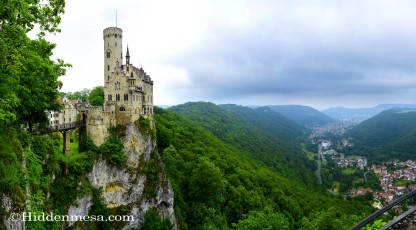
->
[87,106,108,146]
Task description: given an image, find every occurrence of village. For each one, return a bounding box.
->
[317,139,416,211]
[361,160,416,211]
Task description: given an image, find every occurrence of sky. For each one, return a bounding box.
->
[47,0,416,110]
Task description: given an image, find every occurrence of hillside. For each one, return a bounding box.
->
[323,104,416,120]
[347,108,416,161]
[219,104,305,143]
[154,107,372,229]
[170,102,315,184]
[266,105,336,126]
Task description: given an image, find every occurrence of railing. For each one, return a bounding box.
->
[35,121,84,134]
[351,189,416,229]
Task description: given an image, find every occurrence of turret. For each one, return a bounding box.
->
[126,45,130,65]
[103,27,123,84]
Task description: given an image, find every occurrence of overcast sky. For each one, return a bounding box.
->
[47,0,416,110]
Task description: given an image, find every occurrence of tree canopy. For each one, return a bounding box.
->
[88,86,104,106]
[0,0,69,129]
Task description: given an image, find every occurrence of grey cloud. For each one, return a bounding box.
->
[164,9,416,108]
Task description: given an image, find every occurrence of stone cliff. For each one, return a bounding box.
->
[1,121,175,230]
[68,122,176,229]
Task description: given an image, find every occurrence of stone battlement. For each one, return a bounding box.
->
[103,27,123,39]
[89,106,103,111]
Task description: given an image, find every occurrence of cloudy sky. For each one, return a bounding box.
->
[47,0,416,110]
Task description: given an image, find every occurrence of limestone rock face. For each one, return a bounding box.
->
[2,195,25,230]
[68,122,176,229]
[67,196,92,226]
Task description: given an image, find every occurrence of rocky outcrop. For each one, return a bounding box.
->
[68,122,176,229]
[2,195,25,230]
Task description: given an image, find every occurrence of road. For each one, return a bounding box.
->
[317,146,323,184]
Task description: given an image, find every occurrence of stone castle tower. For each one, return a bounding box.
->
[85,27,154,146]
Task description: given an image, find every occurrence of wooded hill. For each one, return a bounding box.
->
[265,105,336,127]
[347,108,416,162]
[155,103,373,229]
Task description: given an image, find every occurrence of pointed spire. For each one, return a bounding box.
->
[126,44,130,65]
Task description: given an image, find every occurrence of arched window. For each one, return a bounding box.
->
[107,51,110,58]
[120,106,125,111]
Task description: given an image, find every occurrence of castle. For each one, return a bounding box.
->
[84,27,154,146]
[46,26,153,147]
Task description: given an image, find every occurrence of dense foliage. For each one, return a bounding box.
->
[346,109,416,162]
[154,106,373,229]
[170,102,317,184]
[88,86,104,106]
[59,88,90,102]
[0,0,69,129]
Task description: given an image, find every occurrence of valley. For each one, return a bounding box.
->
[309,112,416,218]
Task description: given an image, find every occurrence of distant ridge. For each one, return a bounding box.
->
[265,105,336,127]
[323,104,416,120]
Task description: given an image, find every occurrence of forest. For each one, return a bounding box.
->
[155,105,373,229]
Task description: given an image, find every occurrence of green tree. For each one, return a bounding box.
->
[141,208,174,230]
[233,206,290,230]
[88,86,104,106]
[189,157,226,209]
[16,38,68,132]
[0,0,69,128]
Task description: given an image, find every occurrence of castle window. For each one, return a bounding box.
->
[124,93,128,101]
[115,82,121,90]
[108,94,112,101]
[120,106,125,111]
[107,65,110,71]
[116,94,120,101]
[107,51,110,58]
[107,75,110,82]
